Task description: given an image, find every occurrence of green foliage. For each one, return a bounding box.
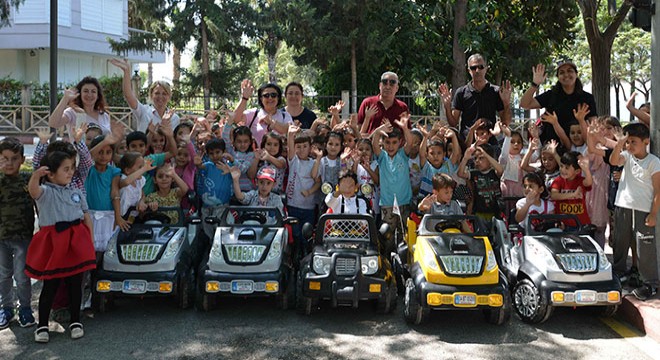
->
[612,23,651,96]
[0,77,22,104]
[0,0,24,28]
[97,76,128,107]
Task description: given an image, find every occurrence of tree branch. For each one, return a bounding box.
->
[603,1,633,39]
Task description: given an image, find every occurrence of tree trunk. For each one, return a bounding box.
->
[173,45,181,88]
[351,40,357,113]
[451,0,467,92]
[201,18,211,111]
[614,81,620,119]
[266,34,280,84]
[147,63,153,86]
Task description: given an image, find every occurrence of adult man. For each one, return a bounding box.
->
[358,71,410,134]
[439,54,512,142]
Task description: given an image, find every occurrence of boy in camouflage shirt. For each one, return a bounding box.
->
[0,137,36,329]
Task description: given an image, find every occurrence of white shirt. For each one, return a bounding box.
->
[515,198,554,228]
[119,174,146,216]
[615,151,660,212]
[133,102,180,133]
[63,107,111,135]
[325,193,368,214]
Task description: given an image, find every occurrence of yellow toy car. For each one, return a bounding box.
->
[402,214,511,325]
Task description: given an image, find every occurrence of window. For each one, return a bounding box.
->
[81,0,124,36]
[13,0,71,26]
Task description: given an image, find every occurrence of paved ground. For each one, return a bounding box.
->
[1,288,659,360]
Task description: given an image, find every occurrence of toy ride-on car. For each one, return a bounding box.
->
[403,214,510,325]
[494,214,621,324]
[196,206,297,311]
[297,213,397,315]
[95,206,201,312]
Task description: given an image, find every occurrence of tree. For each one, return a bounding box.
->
[612,23,651,119]
[0,0,23,28]
[575,0,632,116]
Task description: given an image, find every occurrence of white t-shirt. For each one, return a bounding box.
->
[120,174,146,216]
[515,198,555,228]
[614,151,660,212]
[63,107,111,135]
[357,160,380,214]
[133,102,180,133]
[286,155,317,209]
[325,193,368,214]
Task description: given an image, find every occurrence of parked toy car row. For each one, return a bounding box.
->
[92,205,621,326]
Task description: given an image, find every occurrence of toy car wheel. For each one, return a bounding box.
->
[295,271,317,316]
[513,278,553,323]
[404,278,428,325]
[391,255,406,296]
[94,292,114,313]
[277,268,296,310]
[376,283,398,314]
[176,269,194,309]
[483,290,511,325]
[195,281,216,312]
[592,305,618,317]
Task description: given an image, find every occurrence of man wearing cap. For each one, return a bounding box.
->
[438,54,512,143]
[230,166,284,216]
[520,60,597,145]
[358,71,410,135]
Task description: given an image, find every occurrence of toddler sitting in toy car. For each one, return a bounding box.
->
[418,173,463,216]
[231,166,285,218]
[325,170,369,214]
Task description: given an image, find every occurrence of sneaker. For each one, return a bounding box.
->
[69,322,84,340]
[34,326,49,343]
[18,307,36,328]
[0,308,15,330]
[632,284,658,301]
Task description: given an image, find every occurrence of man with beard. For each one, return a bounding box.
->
[358,71,410,134]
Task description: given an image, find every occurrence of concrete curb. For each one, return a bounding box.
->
[619,295,660,342]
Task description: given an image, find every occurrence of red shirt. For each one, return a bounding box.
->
[551,175,592,225]
[357,95,410,134]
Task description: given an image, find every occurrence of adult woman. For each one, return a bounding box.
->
[520,60,597,145]
[284,82,316,129]
[110,59,180,132]
[233,79,292,145]
[48,77,111,136]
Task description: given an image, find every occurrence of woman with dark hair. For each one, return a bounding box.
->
[520,60,598,145]
[232,79,293,145]
[48,77,111,135]
[284,82,316,129]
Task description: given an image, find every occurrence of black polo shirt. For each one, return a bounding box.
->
[535,88,597,145]
[289,107,317,129]
[452,82,504,140]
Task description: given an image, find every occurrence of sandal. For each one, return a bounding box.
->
[69,322,84,340]
[34,326,49,343]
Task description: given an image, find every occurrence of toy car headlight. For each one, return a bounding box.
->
[485,250,497,272]
[361,256,379,275]
[313,256,332,275]
[597,248,611,270]
[105,230,119,258]
[525,238,561,272]
[422,242,440,272]
[267,237,282,260]
[163,237,182,259]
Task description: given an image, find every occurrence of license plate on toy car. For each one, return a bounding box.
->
[123,280,147,294]
[454,294,476,306]
[575,290,597,304]
[231,280,254,294]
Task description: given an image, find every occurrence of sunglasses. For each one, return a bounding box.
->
[261,92,279,99]
[469,64,486,71]
[380,79,397,86]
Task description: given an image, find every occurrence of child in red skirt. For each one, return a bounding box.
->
[26,151,96,343]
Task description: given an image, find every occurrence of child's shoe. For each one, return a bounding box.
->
[69,322,84,339]
[0,308,15,329]
[34,326,49,343]
[18,307,36,327]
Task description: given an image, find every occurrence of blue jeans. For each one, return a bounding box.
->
[0,239,32,309]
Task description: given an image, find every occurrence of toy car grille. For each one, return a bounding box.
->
[335,257,357,276]
[557,253,597,273]
[120,244,162,262]
[323,219,370,240]
[225,245,267,263]
[439,255,483,275]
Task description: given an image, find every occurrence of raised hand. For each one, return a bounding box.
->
[529,137,540,152]
[572,103,590,122]
[229,166,241,180]
[626,92,638,110]
[311,147,323,159]
[241,79,254,99]
[394,112,410,130]
[532,64,547,85]
[498,120,511,137]
[528,121,539,139]
[613,128,628,143]
[33,166,50,179]
[35,127,52,144]
[546,139,559,154]
[437,83,452,107]
[577,156,589,171]
[378,118,394,135]
[106,120,126,144]
[73,123,88,143]
[364,105,378,121]
[288,125,300,135]
[499,80,512,104]
[142,158,156,172]
[109,58,131,73]
[541,111,559,126]
[328,100,345,115]
[206,110,218,122]
[62,88,79,104]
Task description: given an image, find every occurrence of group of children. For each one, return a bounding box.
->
[1,84,659,344]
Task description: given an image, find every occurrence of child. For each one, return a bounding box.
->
[522,136,561,191]
[84,125,103,150]
[408,129,423,198]
[222,124,255,192]
[144,164,189,224]
[174,121,194,144]
[115,152,153,231]
[515,172,554,228]
[466,118,499,158]
[325,170,369,214]
[126,123,177,195]
[418,124,461,199]
[231,166,284,216]
[458,143,503,221]
[249,132,287,194]
[498,122,526,197]
[372,115,414,255]
[418,173,463,216]
[147,126,168,154]
[610,123,660,300]
[194,138,234,239]
[286,126,320,253]
[0,138,36,329]
[26,151,96,342]
[173,132,197,210]
[312,131,344,188]
[352,138,380,217]
[550,151,592,227]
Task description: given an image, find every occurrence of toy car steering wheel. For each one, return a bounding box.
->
[434,220,463,232]
[238,212,267,225]
[534,220,563,233]
[141,212,172,225]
